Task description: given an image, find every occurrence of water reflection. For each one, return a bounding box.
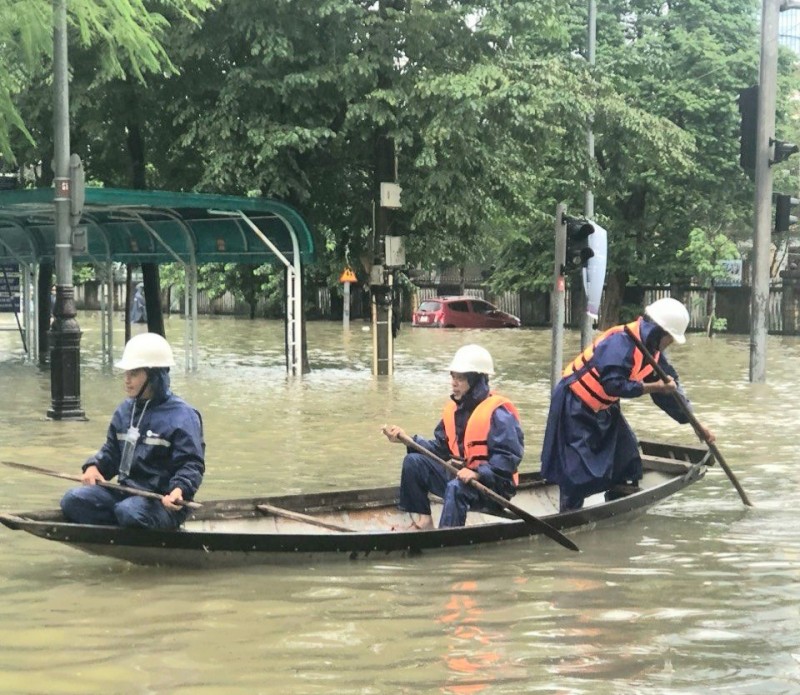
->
[1,312,800,693]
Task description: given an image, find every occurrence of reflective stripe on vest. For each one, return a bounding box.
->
[116,432,171,447]
[442,394,521,486]
[562,319,659,412]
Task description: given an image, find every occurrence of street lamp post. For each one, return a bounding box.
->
[47,0,84,420]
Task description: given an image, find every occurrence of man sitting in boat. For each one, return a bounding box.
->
[60,333,205,529]
[383,344,524,529]
[540,297,714,512]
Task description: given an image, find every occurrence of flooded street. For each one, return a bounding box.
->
[1,312,799,694]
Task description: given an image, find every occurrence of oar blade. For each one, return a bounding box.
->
[622,325,753,508]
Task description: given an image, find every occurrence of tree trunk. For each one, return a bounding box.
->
[706,281,717,337]
[599,271,626,328]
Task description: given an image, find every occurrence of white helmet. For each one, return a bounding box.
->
[448,344,494,375]
[645,297,689,345]
[115,332,175,370]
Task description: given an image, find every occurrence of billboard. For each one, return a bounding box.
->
[716,259,743,287]
[0,263,21,312]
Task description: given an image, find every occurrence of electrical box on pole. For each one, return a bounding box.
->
[69,153,84,227]
[384,236,405,267]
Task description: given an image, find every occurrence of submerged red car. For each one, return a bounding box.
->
[412,296,521,328]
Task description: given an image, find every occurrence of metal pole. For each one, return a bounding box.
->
[372,136,394,377]
[30,263,39,363]
[749,0,780,383]
[48,0,84,419]
[581,0,597,349]
[106,261,114,366]
[343,282,351,330]
[551,204,567,392]
[22,264,32,362]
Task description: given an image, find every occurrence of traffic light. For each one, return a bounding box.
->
[564,216,595,271]
[775,194,799,233]
[561,215,608,318]
[738,85,758,176]
[771,139,799,166]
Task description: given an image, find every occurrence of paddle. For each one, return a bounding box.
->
[1,460,202,510]
[384,427,579,552]
[256,503,354,533]
[623,326,753,507]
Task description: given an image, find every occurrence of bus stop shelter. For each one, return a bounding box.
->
[0,187,315,375]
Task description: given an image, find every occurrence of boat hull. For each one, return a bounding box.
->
[0,440,710,568]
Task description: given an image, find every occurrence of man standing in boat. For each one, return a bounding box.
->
[540,297,714,512]
[383,344,524,529]
[60,332,205,529]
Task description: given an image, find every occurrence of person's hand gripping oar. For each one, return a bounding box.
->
[623,326,753,507]
[382,425,579,552]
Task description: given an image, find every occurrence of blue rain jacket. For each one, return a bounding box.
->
[130,286,147,324]
[540,317,688,507]
[84,387,205,500]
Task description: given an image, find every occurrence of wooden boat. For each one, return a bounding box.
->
[0,440,711,568]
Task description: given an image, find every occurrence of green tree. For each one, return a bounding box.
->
[9,0,790,328]
[456,0,766,325]
[2,0,211,166]
[586,0,761,324]
[677,226,740,335]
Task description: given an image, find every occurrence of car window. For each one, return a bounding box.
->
[447,301,469,313]
[418,301,441,312]
[471,301,495,315]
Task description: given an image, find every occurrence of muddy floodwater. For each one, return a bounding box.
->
[1,312,799,694]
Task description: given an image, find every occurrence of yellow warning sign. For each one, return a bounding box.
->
[339,268,357,283]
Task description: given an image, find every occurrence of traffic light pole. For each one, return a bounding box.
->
[749,0,781,384]
[48,0,84,420]
[551,204,567,392]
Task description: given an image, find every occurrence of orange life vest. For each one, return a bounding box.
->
[562,319,659,413]
[442,394,521,486]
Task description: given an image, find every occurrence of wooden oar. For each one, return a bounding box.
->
[256,503,353,533]
[1,460,202,510]
[387,429,579,552]
[623,326,753,507]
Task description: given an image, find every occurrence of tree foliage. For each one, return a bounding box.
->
[5,0,797,322]
[1,0,211,164]
[678,227,740,285]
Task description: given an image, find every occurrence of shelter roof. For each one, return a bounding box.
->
[0,187,315,265]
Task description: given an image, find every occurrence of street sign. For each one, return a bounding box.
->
[339,267,357,283]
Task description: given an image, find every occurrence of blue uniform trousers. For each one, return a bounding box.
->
[398,452,508,528]
[61,486,188,529]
